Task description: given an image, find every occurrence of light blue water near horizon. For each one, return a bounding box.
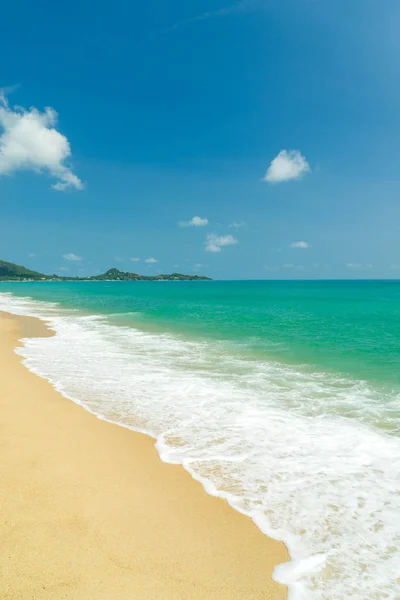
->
[0,280,399,600]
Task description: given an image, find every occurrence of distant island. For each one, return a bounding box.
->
[0,259,212,282]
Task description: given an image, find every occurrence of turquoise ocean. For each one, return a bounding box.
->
[0,280,399,600]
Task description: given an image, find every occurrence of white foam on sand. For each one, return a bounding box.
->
[1,292,399,600]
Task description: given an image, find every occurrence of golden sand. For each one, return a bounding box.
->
[0,312,289,599]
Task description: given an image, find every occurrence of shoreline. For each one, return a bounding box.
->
[0,311,289,599]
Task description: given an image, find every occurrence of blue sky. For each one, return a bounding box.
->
[1,0,400,279]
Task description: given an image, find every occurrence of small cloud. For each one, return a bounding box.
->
[290,241,310,249]
[205,233,238,253]
[263,150,310,184]
[389,264,400,270]
[58,266,69,271]
[114,256,125,263]
[229,221,247,229]
[179,216,209,227]
[174,264,180,268]
[130,257,140,262]
[166,0,256,32]
[346,263,372,271]
[350,263,373,270]
[28,252,36,258]
[193,263,206,271]
[63,253,82,261]
[264,263,304,271]
[0,95,83,191]
[145,257,158,263]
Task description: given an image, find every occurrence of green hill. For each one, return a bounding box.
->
[0,260,211,282]
[88,268,210,281]
[0,259,47,280]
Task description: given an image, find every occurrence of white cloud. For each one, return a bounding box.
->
[59,266,69,271]
[179,216,209,227]
[264,263,304,271]
[63,253,82,261]
[28,252,36,257]
[167,0,255,31]
[229,221,247,229]
[0,96,83,191]
[130,257,140,262]
[290,241,310,249]
[145,257,158,263]
[205,233,238,253]
[263,150,310,183]
[347,263,372,270]
[193,263,207,271]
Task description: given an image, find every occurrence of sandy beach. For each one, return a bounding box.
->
[0,311,288,600]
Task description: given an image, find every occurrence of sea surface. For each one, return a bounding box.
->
[0,280,399,600]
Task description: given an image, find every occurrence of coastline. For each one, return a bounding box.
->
[0,311,289,599]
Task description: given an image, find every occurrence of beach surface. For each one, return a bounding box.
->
[0,311,288,600]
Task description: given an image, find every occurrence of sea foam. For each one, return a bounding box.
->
[1,291,399,600]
